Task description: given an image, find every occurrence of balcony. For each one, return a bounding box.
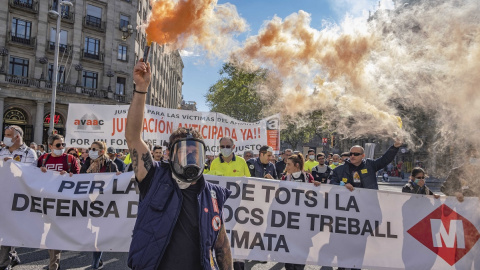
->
[83,15,106,32]
[44,81,76,93]
[81,87,107,98]
[8,32,36,48]
[114,93,126,103]
[5,74,39,87]
[48,42,72,55]
[81,49,104,62]
[9,0,38,14]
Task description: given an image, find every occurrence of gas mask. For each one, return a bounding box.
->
[169,134,206,183]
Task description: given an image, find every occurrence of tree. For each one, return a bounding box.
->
[280,111,325,150]
[205,63,268,122]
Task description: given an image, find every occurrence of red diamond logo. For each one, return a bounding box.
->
[407,204,480,266]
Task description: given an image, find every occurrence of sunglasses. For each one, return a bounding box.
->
[89,148,99,151]
[415,176,426,179]
[349,152,362,156]
[220,145,232,149]
[54,143,66,148]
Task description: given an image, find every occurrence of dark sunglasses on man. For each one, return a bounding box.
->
[349,152,362,156]
[54,143,66,148]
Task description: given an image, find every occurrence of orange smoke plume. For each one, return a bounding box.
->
[146,0,247,56]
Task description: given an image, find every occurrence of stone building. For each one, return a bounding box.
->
[0,0,183,145]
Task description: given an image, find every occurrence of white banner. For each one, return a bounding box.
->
[1,161,479,269]
[65,104,280,155]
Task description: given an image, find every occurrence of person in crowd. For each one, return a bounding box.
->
[243,150,253,160]
[281,153,318,270]
[441,148,480,202]
[304,149,319,173]
[37,134,80,270]
[0,125,38,270]
[38,144,46,156]
[331,139,402,191]
[326,153,334,165]
[275,149,292,178]
[329,154,341,169]
[80,141,119,270]
[311,153,332,184]
[383,171,389,182]
[340,152,350,164]
[152,145,163,162]
[30,142,42,157]
[206,137,250,269]
[107,146,126,172]
[66,147,81,168]
[125,59,232,270]
[402,167,440,198]
[207,137,250,178]
[79,148,89,166]
[117,152,125,161]
[246,145,278,179]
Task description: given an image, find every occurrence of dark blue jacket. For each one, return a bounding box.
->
[247,157,278,179]
[127,163,231,270]
[330,145,399,190]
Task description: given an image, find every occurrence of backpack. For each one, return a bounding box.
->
[41,153,73,173]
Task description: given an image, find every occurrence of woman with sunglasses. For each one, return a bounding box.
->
[80,141,120,270]
[67,147,81,168]
[402,167,440,198]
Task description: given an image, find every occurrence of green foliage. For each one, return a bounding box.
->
[280,110,325,150]
[206,63,268,122]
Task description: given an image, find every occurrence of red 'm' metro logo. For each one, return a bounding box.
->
[407,204,480,265]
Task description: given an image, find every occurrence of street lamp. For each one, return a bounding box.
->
[121,24,134,41]
[107,70,114,92]
[47,0,73,136]
[0,47,8,74]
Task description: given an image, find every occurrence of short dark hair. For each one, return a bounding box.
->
[308,149,315,154]
[316,153,325,159]
[48,134,64,145]
[259,145,272,154]
[411,167,425,178]
[168,127,203,149]
[39,144,45,150]
[153,145,163,151]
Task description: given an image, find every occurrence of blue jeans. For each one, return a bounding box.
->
[92,252,103,268]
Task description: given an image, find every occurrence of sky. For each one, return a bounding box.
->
[180,0,394,112]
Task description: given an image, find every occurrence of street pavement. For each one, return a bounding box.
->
[8,177,444,270]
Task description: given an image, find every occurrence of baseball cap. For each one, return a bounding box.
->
[107,146,116,154]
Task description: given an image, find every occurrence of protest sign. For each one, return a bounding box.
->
[65,104,280,154]
[0,161,479,269]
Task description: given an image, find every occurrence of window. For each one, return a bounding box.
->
[84,37,100,58]
[116,77,126,95]
[86,4,102,28]
[49,28,68,51]
[11,18,31,41]
[120,15,129,30]
[118,45,127,61]
[83,70,98,88]
[48,64,65,83]
[9,57,29,77]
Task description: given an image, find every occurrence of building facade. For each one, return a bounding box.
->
[0,0,183,145]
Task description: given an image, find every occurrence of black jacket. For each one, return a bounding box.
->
[330,145,399,190]
[80,157,118,174]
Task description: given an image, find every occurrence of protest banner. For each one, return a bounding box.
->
[65,104,280,154]
[0,161,479,269]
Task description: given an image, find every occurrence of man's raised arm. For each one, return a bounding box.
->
[125,60,153,182]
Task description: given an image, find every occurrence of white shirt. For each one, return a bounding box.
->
[0,144,38,164]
